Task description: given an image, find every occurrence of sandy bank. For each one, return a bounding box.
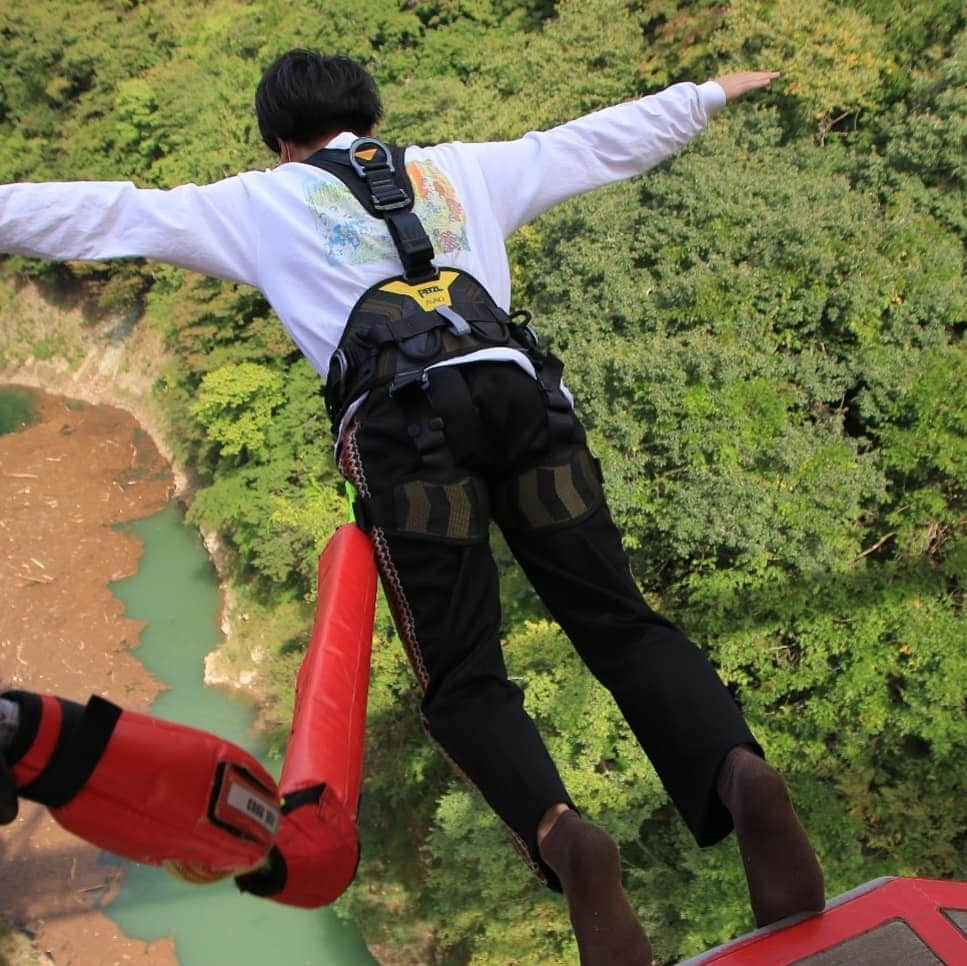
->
[0,387,177,965]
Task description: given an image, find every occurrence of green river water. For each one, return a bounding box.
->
[2,387,374,965]
[0,385,39,435]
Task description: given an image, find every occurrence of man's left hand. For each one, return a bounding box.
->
[714,71,781,101]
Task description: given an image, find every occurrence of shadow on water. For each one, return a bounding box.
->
[107,505,375,966]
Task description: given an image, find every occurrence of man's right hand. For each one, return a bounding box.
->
[714,71,781,102]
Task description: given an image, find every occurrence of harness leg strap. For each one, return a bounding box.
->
[4,689,280,882]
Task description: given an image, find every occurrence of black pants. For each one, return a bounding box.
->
[338,363,758,887]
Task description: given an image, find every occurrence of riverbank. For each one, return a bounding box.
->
[0,277,189,501]
[0,278,328,961]
[1,279,271,706]
[0,386,177,964]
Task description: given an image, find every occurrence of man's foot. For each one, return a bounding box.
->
[539,810,651,965]
[717,746,825,926]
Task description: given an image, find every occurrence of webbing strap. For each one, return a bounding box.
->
[281,782,327,815]
[534,351,574,449]
[393,383,451,476]
[361,302,504,347]
[236,845,287,897]
[18,695,122,808]
[3,689,41,766]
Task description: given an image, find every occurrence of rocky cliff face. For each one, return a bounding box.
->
[0,275,184,494]
[0,273,270,711]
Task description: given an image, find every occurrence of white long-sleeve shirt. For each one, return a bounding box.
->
[0,81,725,384]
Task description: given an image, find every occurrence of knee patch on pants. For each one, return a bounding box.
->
[358,474,489,543]
[496,447,603,532]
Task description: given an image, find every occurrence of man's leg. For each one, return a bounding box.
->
[503,497,824,924]
[475,360,821,924]
[358,497,654,963]
[717,745,825,926]
[338,388,577,886]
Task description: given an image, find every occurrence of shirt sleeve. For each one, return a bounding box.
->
[459,80,726,237]
[0,174,261,287]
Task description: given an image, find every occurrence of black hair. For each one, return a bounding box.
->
[255,50,383,154]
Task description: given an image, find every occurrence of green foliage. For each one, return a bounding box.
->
[2,2,964,963]
[716,0,891,138]
[192,362,285,458]
[849,0,964,66]
[185,357,345,593]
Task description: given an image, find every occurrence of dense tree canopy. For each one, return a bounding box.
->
[1,1,963,962]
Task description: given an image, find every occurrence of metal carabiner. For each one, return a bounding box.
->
[348,137,394,178]
[329,348,348,387]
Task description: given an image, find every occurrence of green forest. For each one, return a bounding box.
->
[1,0,964,962]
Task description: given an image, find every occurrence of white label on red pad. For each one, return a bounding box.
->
[225,780,280,837]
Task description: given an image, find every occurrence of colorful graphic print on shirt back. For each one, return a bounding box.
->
[304,159,470,266]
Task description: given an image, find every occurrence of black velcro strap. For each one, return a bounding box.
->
[281,782,326,815]
[19,695,122,808]
[235,845,287,898]
[3,690,43,767]
[235,782,327,896]
[534,351,574,448]
[368,313,448,345]
[361,303,509,349]
[385,210,436,283]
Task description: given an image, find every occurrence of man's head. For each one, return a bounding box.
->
[255,50,383,156]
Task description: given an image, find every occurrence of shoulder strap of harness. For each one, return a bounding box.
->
[304,138,437,283]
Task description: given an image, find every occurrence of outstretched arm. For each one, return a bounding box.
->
[0,175,261,287]
[458,70,780,238]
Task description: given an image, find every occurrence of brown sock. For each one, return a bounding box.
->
[717,746,825,927]
[539,810,652,965]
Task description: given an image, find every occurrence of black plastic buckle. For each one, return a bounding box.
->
[388,368,430,397]
[350,137,411,212]
[369,178,411,212]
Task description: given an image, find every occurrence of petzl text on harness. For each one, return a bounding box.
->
[302,138,568,435]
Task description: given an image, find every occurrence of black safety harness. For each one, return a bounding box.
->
[302,137,570,437]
